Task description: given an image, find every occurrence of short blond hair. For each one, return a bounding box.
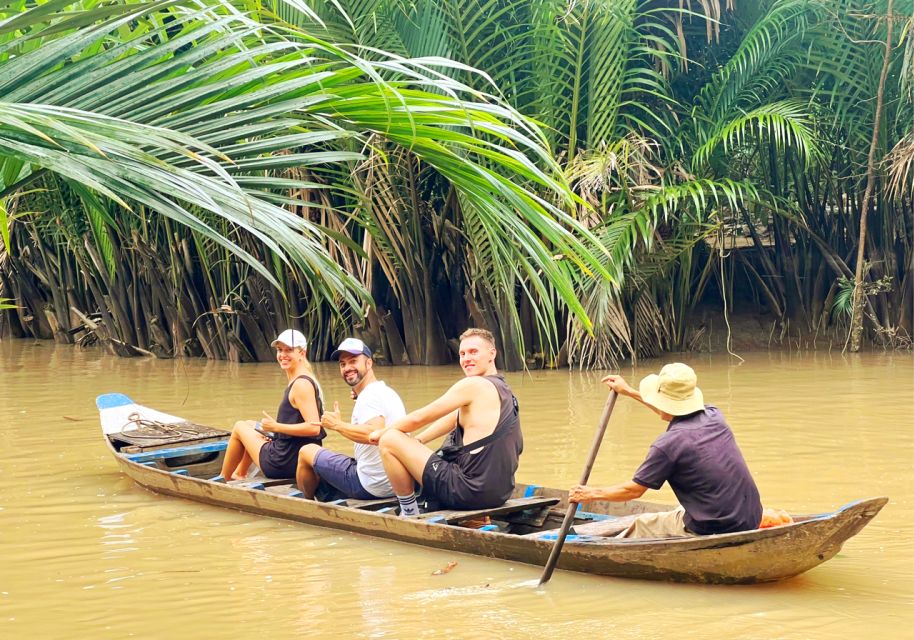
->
[459,327,496,347]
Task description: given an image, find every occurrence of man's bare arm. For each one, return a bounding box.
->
[568,480,648,504]
[601,374,667,418]
[415,411,458,445]
[369,377,480,443]
[320,401,384,444]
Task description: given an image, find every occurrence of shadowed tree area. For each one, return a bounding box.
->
[1,0,912,368]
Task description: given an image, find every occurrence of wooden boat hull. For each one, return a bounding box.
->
[97,394,887,584]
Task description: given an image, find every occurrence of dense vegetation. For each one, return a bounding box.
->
[1,0,912,368]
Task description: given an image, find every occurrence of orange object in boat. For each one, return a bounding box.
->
[759,508,794,528]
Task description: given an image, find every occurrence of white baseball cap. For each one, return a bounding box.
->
[330,337,372,359]
[271,329,308,349]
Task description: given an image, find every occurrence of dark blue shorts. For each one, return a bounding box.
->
[313,449,376,501]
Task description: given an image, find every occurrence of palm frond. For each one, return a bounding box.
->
[597,178,757,282]
[692,99,819,170]
[694,0,814,126]
[1,0,611,327]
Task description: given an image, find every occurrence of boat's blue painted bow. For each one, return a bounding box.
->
[95,393,134,410]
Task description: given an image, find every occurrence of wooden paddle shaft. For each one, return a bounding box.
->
[538,390,618,586]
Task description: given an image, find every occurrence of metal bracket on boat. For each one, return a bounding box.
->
[576,511,611,522]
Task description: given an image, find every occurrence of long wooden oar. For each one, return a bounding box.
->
[538,390,618,586]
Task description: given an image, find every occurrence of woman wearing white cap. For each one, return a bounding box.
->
[219,329,325,481]
[569,363,762,538]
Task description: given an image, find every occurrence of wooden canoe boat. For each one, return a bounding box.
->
[96,393,887,584]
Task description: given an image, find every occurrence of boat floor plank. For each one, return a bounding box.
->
[228,477,295,488]
[343,497,399,510]
[504,504,558,527]
[262,484,299,496]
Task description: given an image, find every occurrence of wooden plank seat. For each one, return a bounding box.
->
[227,477,296,488]
[262,492,400,509]
[221,478,301,495]
[418,496,560,525]
[126,440,227,463]
[259,490,398,508]
[327,497,400,511]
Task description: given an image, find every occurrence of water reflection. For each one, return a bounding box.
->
[1,339,912,638]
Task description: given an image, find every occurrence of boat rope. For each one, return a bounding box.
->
[123,413,219,440]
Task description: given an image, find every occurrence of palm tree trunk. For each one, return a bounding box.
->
[850,0,894,351]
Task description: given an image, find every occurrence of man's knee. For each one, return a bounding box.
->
[298,444,322,466]
[378,429,407,455]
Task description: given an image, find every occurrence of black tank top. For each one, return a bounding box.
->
[262,375,326,473]
[447,374,523,504]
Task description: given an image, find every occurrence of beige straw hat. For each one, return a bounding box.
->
[638,363,705,416]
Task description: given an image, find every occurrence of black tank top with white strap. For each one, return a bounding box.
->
[261,375,325,474]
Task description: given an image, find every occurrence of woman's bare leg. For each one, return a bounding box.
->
[232,451,254,480]
[220,420,267,480]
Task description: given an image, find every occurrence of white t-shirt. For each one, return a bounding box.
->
[352,380,406,497]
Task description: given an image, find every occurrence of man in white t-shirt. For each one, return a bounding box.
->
[295,338,406,500]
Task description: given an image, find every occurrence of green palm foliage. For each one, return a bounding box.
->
[320,0,914,361]
[0,0,614,361]
[4,0,912,363]
[291,0,738,365]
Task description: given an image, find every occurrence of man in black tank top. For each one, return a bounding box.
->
[369,328,523,515]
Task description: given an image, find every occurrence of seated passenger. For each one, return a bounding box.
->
[219,329,325,480]
[569,363,762,538]
[295,338,406,500]
[369,328,523,516]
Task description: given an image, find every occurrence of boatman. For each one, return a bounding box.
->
[569,363,762,538]
[369,328,523,517]
[295,338,406,501]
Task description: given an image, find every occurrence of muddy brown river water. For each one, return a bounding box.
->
[1,339,911,639]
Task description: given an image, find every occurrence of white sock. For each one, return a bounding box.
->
[397,494,420,517]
